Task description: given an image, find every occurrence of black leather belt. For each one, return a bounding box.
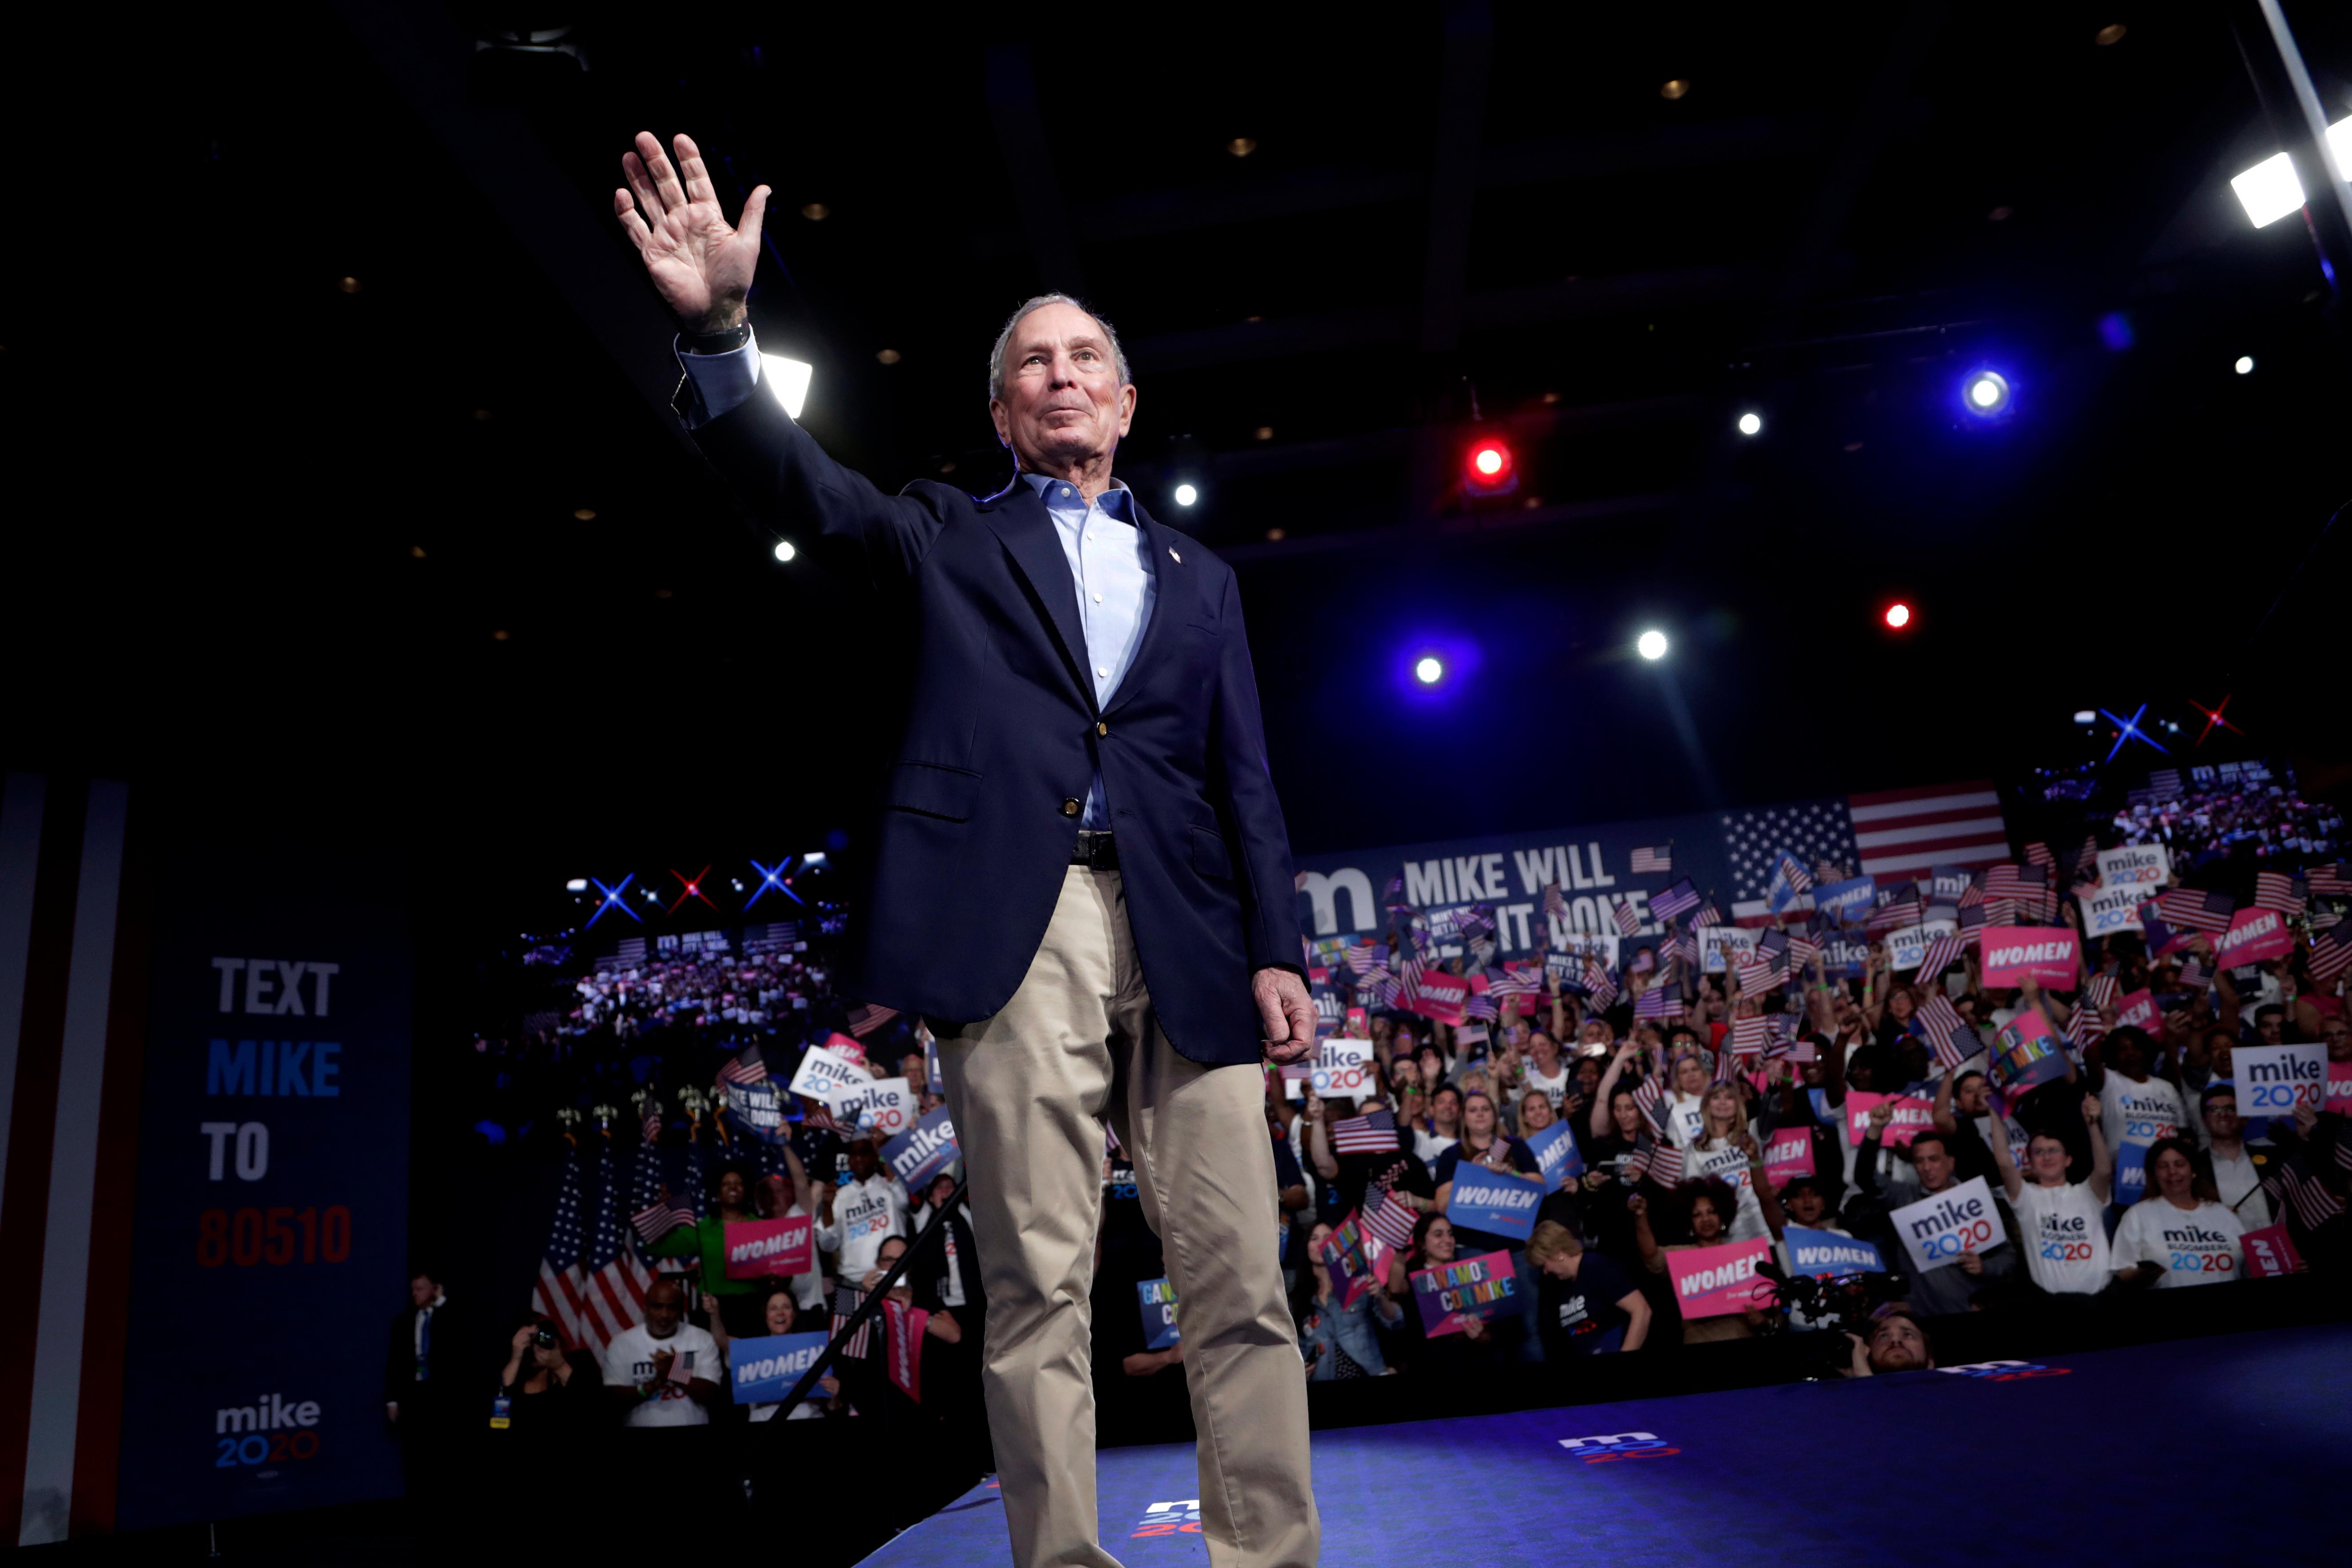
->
[1070,830,1119,870]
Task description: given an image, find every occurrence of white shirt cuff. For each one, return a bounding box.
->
[675,329,763,429]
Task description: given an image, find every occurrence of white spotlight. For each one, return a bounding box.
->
[1737,411,1762,437]
[2073,710,2096,724]
[2230,118,2352,229]
[772,539,797,563]
[565,878,588,892]
[2234,355,2255,375]
[1174,483,1199,507]
[1964,370,2012,416]
[1636,629,1669,661]
[761,353,814,418]
[1415,656,1444,685]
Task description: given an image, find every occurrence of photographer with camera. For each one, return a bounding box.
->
[493,1316,599,1434]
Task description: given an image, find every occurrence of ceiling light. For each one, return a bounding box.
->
[1254,426,1273,441]
[2235,355,2255,375]
[1227,137,1257,157]
[338,276,362,293]
[410,544,427,559]
[1660,80,1689,100]
[773,540,797,563]
[2095,23,2126,46]
[2074,710,2097,724]
[1636,630,1669,661]
[1173,483,1199,507]
[1884,603,1912,630]
[493,630,511,642]
[762,354,813,419]
[876,348,901,365]
[1987,205,2014,222]
[1415,656,1443,685]
[573,507,596,521]
[1737,411,1762,436]
[2231,118,2352,228]
[1266,527,1286,541]
[800,203,829,221]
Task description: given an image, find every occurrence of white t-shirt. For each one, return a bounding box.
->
[601,1323,720,1427]
[1413,1127,1458,1166]
[1525,1062,1572,1109]
[1688,1140,1769,1240]
[818,1174,909,1281]
[2010,1181,2112,1295]
[2207,1144,2272,1230]
[1666,1095,1707,1150]
[2101,1076,2185,1154]
[2112,1198,2244,1287]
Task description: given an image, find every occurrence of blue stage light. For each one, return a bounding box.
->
[1415,656,1444,685]
[1962,370,2012,418]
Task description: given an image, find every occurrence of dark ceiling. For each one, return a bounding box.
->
[7,3,2349,921]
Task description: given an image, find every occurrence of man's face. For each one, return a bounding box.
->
[1956,1075,1989,1116]
[409,1275,438,1309]
[644,1284,684,1339]
[847,1141,878,1181]
[1869,1316,1930,1372]
[2257,1011,2284,1045]
[2326,1018,2352,1061]
[2027,1135,2070,1185]
[989,302,1136,473]
[1910,1138,1955,1192]
[2110,1034,2149,1080]
[2204,1093,2242,1140]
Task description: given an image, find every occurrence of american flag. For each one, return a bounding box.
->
[2309,862,2352,897]
[1650,878,1701,921]
[2024,842,2054,869]
[2155,887,2235,935]
[2147,768,2183,798]
[1711,1046,1740,1085]
[1383,872,1408,909]
[846,1002,900,1038]
[1631,1075,1670,1136]
[1331,1108,1402,1154]
[1868,888,1922,938]
[1789,931,1821,973]
[2263,1149,2347,1233]
[1733,953,1773,997]
[1918,994,1968,1070]
[1626,1138,1684,1188]
[830,1282,876,1360]
[1669,928,1697,969]
[1632,846,1673,874]
[1488,965,1542,999]
[1396,953,1426,1005]
[641,1097,663,1146]
[1543,882,1568,921]
[1729,1015,1769,1056]
[1721,805,1858,910]
[630,1193,695,1245]
[2177,954,2213,991]
[1957,876,1985,909]
[2307,922,2352,985]
[1915,930,1965,981]
[1612,897,1644,937]
[1768,852,1814,909]
[1343,938,1380,973]
[1459,905,1499,942]
[1957,903,1986,940]
[2066,1005,2105,1052]
[2084,973,2118,1009]
[1633,983,1668,1020]
[2254,872,2306,917]
[1462,987,1500,1023]
[1583,962,1619,1013]
[1692,901,1722,929]
[717,1045,768,1088]
[532,1129,655,1356]
[1982,864,2032,906]
[1360,1186,1420,1251]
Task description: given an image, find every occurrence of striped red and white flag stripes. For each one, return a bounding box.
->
[1846,780,2011,884]
[0,775,148,1545]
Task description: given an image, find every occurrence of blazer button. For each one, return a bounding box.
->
[1096,721,1108,737]
[1061,798,1081,817]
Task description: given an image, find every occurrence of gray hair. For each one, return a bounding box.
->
[987,293,1131,402]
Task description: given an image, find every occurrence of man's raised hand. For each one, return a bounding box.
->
[615,131,768,332]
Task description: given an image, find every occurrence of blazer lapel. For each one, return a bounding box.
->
[979,488,1095,711]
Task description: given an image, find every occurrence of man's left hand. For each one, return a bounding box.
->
[1254,967,1315,1065]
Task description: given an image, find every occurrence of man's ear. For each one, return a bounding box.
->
[989,398,1011,450]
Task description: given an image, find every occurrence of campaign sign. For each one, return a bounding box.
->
[1410,1249,1520,1337]
[1783,1226,1889,1278]
[1523,1119,1584,1193]
[1407,970,1469,1025]
[1817,929,1873,980]
[882,1106,959,1190]
[1889,1176,2006,1274]
[1137,1278,1181,1351]
[724,1077,789,1143]
[1989,1009,2069,1103]
[2215,907,2294,967]
[2235,1041,2327,1117]
[1699,925,1758,974]
[1445,1166,1544,1242]
[2136,901,2195,959]
[1811,876,1876,927]
[1885,921,1956,973]
[727,1331,831,1405]
[2240,1223,2303,1279]
[788,1042,871,1103]
[2078,881,2146,938]
[1844,1090,1936,1149]
[2097,844,2170,889]
[2112,1141,2147,1205]
[832,1075,915,1138]
[924,1031,945,1094]
[1664,1237,1775,1319]
[1316,1212,1387,1308]
[1979,927,2080,989]
[723,1215,813,1279]
[1292,1037,1375,1100]
[2328,1062,2352,1117]
[2113,988,2158,1032]
[1764,1127,1815,1187]
[1928,865,1977,904]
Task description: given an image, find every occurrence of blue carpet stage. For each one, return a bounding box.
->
[861,1323,2351,1566]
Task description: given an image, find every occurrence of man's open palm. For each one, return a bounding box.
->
[615,131,767,331]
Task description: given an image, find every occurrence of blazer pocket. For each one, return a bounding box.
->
[1190,826,1234,880]
[886,762,979,822]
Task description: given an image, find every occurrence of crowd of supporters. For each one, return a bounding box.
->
[453,843,2351,1457]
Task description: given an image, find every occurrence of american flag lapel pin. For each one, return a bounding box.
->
[1168,546,1181,564]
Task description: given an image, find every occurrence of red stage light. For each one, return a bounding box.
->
[1463,438,1515,494]
[1884,603,1913,630]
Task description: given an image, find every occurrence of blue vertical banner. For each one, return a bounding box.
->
[115,831,410,1528]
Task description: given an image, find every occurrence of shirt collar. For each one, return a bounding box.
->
[1019,471,1137,523]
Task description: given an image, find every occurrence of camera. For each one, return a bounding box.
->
[531,1326,560,1351]
[1752,1258,1905,1364]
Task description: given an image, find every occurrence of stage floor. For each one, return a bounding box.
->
[860,1322,2351,1567]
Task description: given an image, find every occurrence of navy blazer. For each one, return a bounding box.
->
[691,386,1303,1066]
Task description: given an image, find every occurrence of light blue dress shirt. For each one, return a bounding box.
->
[675,334,1156,829]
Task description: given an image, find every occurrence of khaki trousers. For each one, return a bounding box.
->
[938,866,1318,1568]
